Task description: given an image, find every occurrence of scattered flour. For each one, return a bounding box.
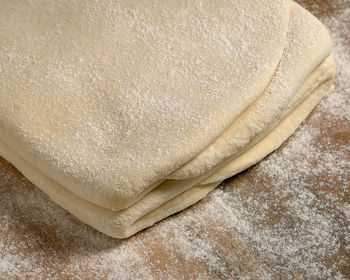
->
[0,1,349,279]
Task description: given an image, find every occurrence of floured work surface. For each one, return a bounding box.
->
[0,0,349,279]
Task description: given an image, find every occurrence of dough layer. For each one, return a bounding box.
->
[0,0,335,238]
[0,54,335,238]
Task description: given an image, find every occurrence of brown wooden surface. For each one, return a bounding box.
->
[0,1,349,279]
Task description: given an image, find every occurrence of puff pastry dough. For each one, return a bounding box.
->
[0,0,335,238]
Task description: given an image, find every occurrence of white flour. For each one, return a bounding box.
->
[0,1,349,279]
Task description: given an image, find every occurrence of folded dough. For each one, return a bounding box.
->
[0,0,335,238]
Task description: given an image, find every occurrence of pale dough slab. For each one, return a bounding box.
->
[0,0,335,238]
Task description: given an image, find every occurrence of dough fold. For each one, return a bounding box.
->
[0,0,335,238]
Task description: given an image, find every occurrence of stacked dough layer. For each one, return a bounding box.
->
[0,0,335,238]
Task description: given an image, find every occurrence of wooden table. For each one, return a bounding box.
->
[0,0,349,279]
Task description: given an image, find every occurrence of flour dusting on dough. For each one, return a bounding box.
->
[0,0,349,279]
